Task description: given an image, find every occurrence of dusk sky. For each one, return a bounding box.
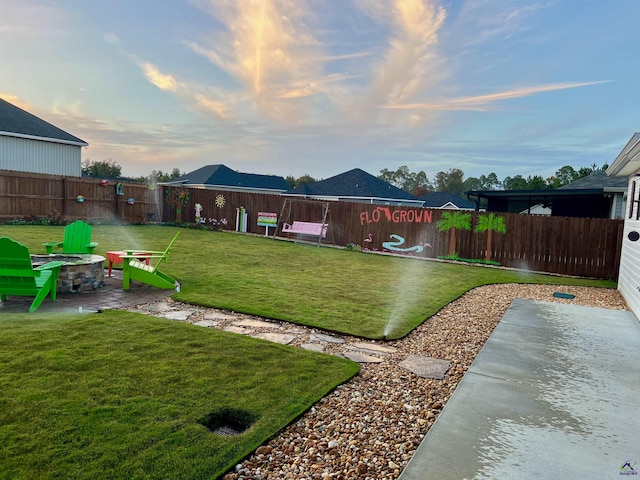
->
[1,0,638,182]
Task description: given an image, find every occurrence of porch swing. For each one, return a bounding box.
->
[273,198,331,246]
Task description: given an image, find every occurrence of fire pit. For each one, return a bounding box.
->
[30,254,106,293]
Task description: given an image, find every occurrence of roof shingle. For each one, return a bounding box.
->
[0,98,87,146]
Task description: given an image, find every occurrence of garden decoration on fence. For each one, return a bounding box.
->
[165,187,190,222]
[194,203,204,223]
[436,211,472,256]
[475,213,507,261]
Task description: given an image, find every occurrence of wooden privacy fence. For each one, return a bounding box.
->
[0,172,622,279]
[164,186,624,280]
[0,169,160,223]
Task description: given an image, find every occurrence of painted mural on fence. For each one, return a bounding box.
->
[359,206,433,225]
[381,234,432,253]
[358,209,506,262]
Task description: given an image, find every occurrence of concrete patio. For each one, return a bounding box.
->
[399,299,640,479]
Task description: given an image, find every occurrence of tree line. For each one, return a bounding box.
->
[377,164,608,197]
[82,159,608,197]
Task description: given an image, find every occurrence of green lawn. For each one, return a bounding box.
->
[0,224,615,339]
[0,224,617,478]
[0,311,358,479]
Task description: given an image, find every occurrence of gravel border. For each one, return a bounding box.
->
[212,284,628,480]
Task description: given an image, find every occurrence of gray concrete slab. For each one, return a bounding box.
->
[399,299,640,480]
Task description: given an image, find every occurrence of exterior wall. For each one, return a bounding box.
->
[0,135,82,177]
[618,175,640,319]
[611,192,626,219]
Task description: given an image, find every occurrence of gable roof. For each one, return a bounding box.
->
[0,98,87,146]
[418,192,475,209]
[169,164,290,192]
[285,168,423,205]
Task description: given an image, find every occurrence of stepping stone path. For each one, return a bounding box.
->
[125,300,451,378]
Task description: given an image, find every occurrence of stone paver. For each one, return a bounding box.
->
[158,310,195,321]
[233,319,281,329]
[300,343,325,353]
[344,346,395,358]
[204,312,236,321]
[350,342,397,354]
[251,332,296,345]
[310,333,345,344]
[399,354,451,379]
[222,325,253,335]
[340,350,384,363]
[193,319,219,328]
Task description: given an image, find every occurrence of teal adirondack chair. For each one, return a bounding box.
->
[0,237,65,312]
[121,232,180,290]
[43,220,98,254]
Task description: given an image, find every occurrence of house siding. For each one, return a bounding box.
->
[612,192,626,219]
[618,176,640,319]
[0,135,82,177]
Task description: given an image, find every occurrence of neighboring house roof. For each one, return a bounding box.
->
[607,132,640,177]
[559,170,628,192]
[418,192,475,209]
[168,164,290,192]
[284,168,423,206]
[0,98,87,147]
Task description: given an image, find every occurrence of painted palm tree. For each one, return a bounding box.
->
[436,211,472,256]
[475,213,507,261]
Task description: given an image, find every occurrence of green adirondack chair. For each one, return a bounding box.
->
[121,232,180,290]
[0,237,65,312]
[43,220,98,254]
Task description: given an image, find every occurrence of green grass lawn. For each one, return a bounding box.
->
[0,224,618,478]
[0,224,615,339]
[0,311,358,479]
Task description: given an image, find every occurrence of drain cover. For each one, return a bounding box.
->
[200,408,255,436]
[211,424,245,437]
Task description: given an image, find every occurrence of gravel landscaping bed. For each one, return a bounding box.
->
[214,284,627,480]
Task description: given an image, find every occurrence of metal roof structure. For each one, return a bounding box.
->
[466,171,627,217]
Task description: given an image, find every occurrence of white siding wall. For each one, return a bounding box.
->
[0,135,82,176]
[618,175,640,319]
[612,192,626,219]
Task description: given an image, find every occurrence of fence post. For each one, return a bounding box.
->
[62,176,69,215]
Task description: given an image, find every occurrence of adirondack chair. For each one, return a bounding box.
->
[43,220,98,254]
[121,232,180,290]
[0,237,65,312]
